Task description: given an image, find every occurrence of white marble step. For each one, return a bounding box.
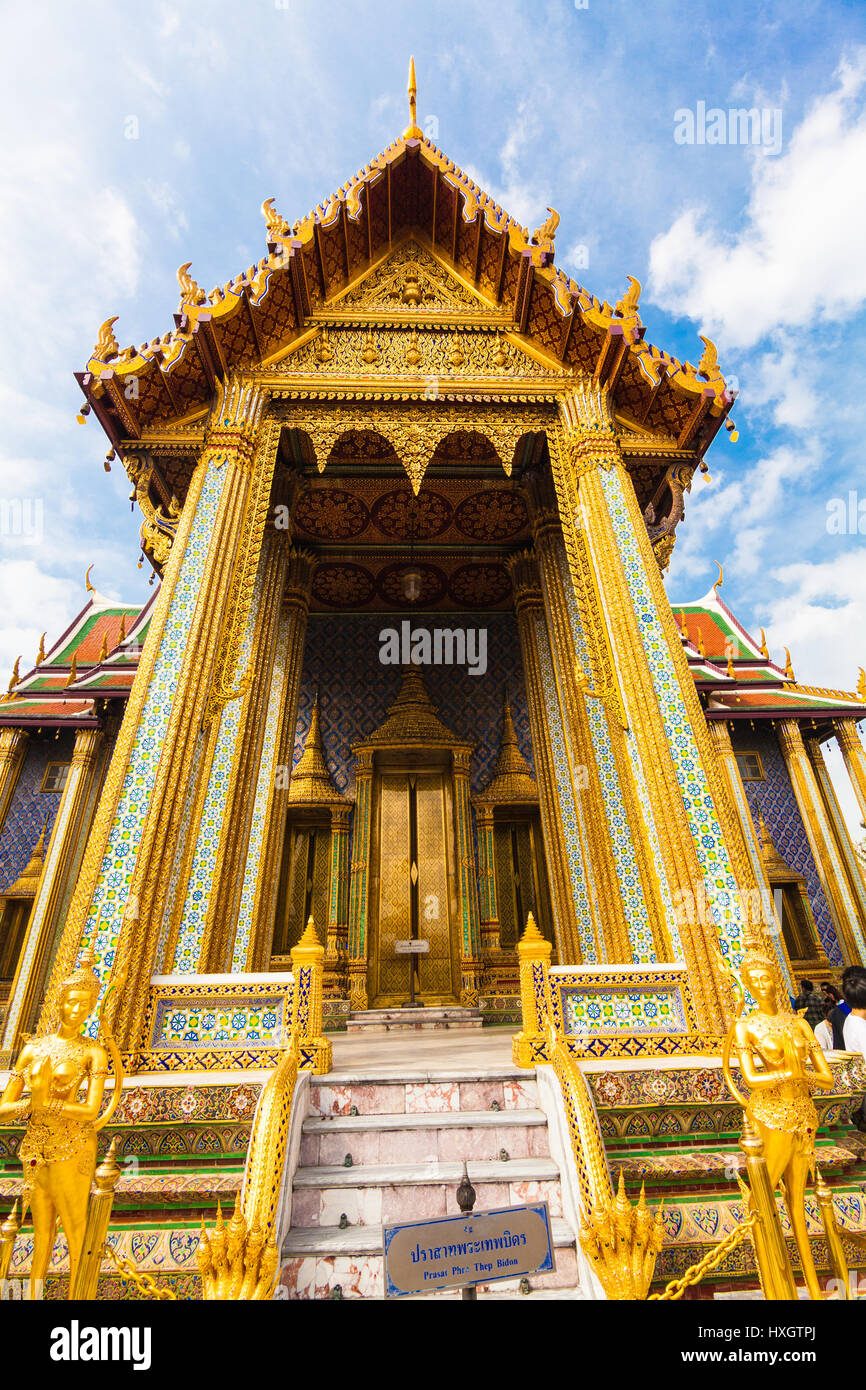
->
[283,1216,577,1258]
[293,1157,560,1188]
[302,1108,548,1133]
[312,1067,533,1085]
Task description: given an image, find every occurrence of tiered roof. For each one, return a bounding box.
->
[675,582,866,728]
[0,588,155,727]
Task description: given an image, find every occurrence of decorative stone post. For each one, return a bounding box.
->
[291,915,332,1074]
[512,913,552,1068]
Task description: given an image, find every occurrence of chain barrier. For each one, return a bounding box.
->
[103,1242,178,1301]
[648,1212,758,1302]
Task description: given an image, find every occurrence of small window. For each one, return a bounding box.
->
[735,751,764,782]
[40,762,69,794]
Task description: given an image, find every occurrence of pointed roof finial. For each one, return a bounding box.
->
[36,631,46,665]
[85,564,95,593]
[858,667,866,701]
[713,561,723,593]
[404,56,423,140]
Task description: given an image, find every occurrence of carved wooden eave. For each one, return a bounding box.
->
[77,123,736,482]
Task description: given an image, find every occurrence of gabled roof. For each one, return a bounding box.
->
[675,583,866,725]
[75,66,735,475]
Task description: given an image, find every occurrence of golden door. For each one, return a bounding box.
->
[369,770,458,1006]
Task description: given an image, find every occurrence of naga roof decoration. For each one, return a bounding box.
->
[76,63,736,521]
[675,584,866,724]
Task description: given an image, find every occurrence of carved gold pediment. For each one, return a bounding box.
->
[332,239,494,317]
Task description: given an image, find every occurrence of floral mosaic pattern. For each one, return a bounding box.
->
[146,978,294,1051]
[553,542,661,962]
[82,460,228,1013]
[561,984,686,1035]
[600,468,744,965]
[174,558,267,971]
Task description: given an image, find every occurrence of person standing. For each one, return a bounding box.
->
[841,970,866,1131]
[793,978,829,1030]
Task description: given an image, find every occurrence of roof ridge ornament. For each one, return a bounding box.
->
[404,56,423,140]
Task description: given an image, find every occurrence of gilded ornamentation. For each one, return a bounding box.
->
[196,1197,279,1301]
[291,322,559,380]
[177,262,208,309]
[578,1171,665,1300]
[721,927,834,1300]
[261,196,293,244]
[93,316,121,362]
[0,943,129,1297]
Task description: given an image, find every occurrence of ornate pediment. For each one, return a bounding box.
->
[332,240,495,318]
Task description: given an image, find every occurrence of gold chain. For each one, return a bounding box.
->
[103,1242,178,1301]
[648,1213,757,1302]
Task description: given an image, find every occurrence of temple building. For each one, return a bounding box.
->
[1,66,865,1300]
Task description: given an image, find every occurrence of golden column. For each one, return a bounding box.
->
[777,719,866,964]
[246,548,316,972]
[0,728,28,832]
[474,804,500,955]
[804,732,866,947]
[1,727,104,1057]
[835,719,866,828]
[42,380,272,1054]
[508,549,581,961]
[553,382,751,1031]
[347,749,374,1010]
[705,719,794,992]
[199,531,290,971]
[325,804,351,996]
[453,747,483,1007]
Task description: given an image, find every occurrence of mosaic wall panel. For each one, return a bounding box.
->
[0,736,69,889]
[82,460,228,1013]
[599,468,744,965]
[232,606,294,970]
[294,613,533,795]
[531,612,597,960]
[553,540,661,962]
[144,976,294,1051]
[733,725,840,964]
[174,556,267,971]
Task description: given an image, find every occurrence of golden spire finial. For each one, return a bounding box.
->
[99,632,109,662]
[697,626,706,658]
[119,614,127,644]
[520,911,543,944]
[85,564,95,593]
[726,651,735,679]
[759,627,770,660]
[65,651,78,687]
[713,562,724,593]
[679,611,690,644]
[7,657,20,694]
[784,647,795,681]
[36,632,46,665]
[404,56,423,139]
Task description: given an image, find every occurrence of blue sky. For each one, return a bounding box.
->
[1,0,865,827]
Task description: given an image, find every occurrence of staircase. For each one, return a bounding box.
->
[278,1058,585,1299]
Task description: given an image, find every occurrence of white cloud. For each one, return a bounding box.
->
[648,48,866,348]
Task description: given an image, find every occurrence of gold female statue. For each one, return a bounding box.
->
[723,931,834,1300]
[0,947,126,1296]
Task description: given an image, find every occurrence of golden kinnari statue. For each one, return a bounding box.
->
[0,945,127,1296]
[723,929,835,1300]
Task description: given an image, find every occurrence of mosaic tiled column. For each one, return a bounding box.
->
[325,804,351,997]
[474,804,500,954]
[0,729,28,833]
[453,748,483,1006]
[799,730,866,965]
[706,718,793,994]
[835,720,866,828]
[197,533,291,972]
[41,382,272,1053]
[509,551,582,962]
[244,549,316,973]
[555,383,754,1032]
[533,503,658,964]
[347,750,373,1010]
[1,728,103,1057]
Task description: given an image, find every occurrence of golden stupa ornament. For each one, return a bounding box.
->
[0,935,131,1298]
[314,328,334,365]
[360,330,380,366]
[405,329,423,368]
